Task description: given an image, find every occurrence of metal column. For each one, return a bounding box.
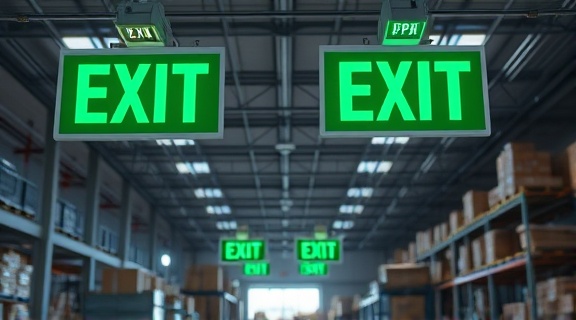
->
[464,236,474,318]
[484,223,499,320]
[521,195,538,320]
[118,180,132,266]
[30,112,60,320]
[83,149,101,294]
[449,242,460,320]
[148,207,158,273]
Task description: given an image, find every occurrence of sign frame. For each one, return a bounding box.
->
[295,238,343,264]
[299,262,330,277]
[54,47,225,141]
[319,45,490,138]
[219,238,268,265]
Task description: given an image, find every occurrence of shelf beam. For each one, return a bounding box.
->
[53,233,122,268]
[0,209,41,238]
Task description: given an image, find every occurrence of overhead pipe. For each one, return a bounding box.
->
[2,8,575,22]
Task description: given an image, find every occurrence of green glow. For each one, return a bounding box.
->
[153,64,168,123]
[418,61,432,121]
[376,61,415,121]
[220,239,266,262]
[111,64,151,124]
[116,25,163,47]
[56,51,222,138]
[339,62,373,121]
[173,63,210,123]
[299,262,329,276]
[75,64,109,124]
[383,21,427,46]
[322,49,488,135]
[434,61,471,121]
[296,239,341,262]
[243,263,270,276]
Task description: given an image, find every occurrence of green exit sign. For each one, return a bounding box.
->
[320,46,490,138]
[243,263,270,276]
[116,25,163,46]
[54,48,224,141]
[220,239,266,264]
[296,239,342,263]
[383,21,427,45]
[299,262,329,276]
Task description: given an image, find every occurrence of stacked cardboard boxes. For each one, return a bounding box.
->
[433,223,449,245]
[472,236,485,270]
[184,265,226,292]
[429,259,451,284]
[497,142,562,198]
[416,230,433,255]
[393,249,409,264]
[484,230,521,264]
[102,268,150,294]
[463,190,489,225]
[502,302,528,320]
[517,224,576,252]
[458,243,472,275]
[534,277,576,319]
[449,210,464,235]
[390,296,425,319]
[378,263,430,289]
[0,250,32,299]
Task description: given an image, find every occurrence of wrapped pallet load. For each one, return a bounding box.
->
[462,190,489,225]
[378,263,430,289]
[516,224,576,252]
[484,229,521,264]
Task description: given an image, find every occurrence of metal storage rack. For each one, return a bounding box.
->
[416,192,575,320]
[359,286,435,320]
[180,290,239,320]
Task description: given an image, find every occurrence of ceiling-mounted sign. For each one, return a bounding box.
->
[54,47,224,141]
[220,239,267,264]
[383,21,427,45]
[319,46,490,138]
[243,262,270,276]
[296,239,342,263]
[299,262,329,276]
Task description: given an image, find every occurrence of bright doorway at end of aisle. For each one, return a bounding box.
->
[247,287,321,320]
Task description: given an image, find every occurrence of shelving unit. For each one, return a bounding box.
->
[416,192,575,320]
[180,290,239,320]
[358,287,435,320]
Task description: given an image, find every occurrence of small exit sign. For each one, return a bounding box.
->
[243,263,270,276]
[220,239,267,264]
[296,239,342,263]
[383,21,427,45]
[299,262,329,276]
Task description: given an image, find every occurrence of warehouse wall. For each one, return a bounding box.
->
[194,250,386,314]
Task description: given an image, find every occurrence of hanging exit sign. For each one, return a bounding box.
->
[296,239,342,263]
[54,47,224,141]
[220,239,267,264]
[319,46,490,138]
[243,262,270,276]
[383,21,427,45]
[299,262,329,276]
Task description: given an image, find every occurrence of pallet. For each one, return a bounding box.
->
[55,227,83,241]
[0,200,35,220]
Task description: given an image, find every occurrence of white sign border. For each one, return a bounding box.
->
[53,47,226,141]
[319,45,491,138]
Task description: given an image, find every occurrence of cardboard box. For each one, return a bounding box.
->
[458,244,472,275]
[472,237,485,269]
[149,276,164,291]
[502,302,528,320]
[184,265,225,291]
[548,277,576,301]
[484,230,520,264]
[393,249,408,264]
[463,190,489,224]
[416,230,433,254]
[390,295,425,319]
[101,268,150,294]
[560,294,576,314]
[331,296,354,316]
[488,186,503,208]
[429,260,451,284]
[378,263,430,289]
[195,296,220,320]
[449,210,463,235]
[517,225,576,252]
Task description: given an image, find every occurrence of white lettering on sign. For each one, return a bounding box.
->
[391,23,420,36]
[127,27,154,40]
[224,241,264,260]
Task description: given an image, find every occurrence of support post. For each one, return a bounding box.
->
[30,113,60,320]
[521,195,538,320]
[464,236,474,318]
[118,180,132,266]
[149,207,158,273]
[83,149,101,295]
[450,242,460,320]
[484,222,499,320]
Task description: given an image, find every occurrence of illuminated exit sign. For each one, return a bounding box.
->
[296,239,342,263]
[319,46,490,138]
[299,262,329,276]
[116,25,162,45]
[220,239,266,264]
[54,48,224,141]
[243,263,270,276]
[383,21,427,45]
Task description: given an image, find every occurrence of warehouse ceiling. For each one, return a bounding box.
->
[1,0,576,253]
